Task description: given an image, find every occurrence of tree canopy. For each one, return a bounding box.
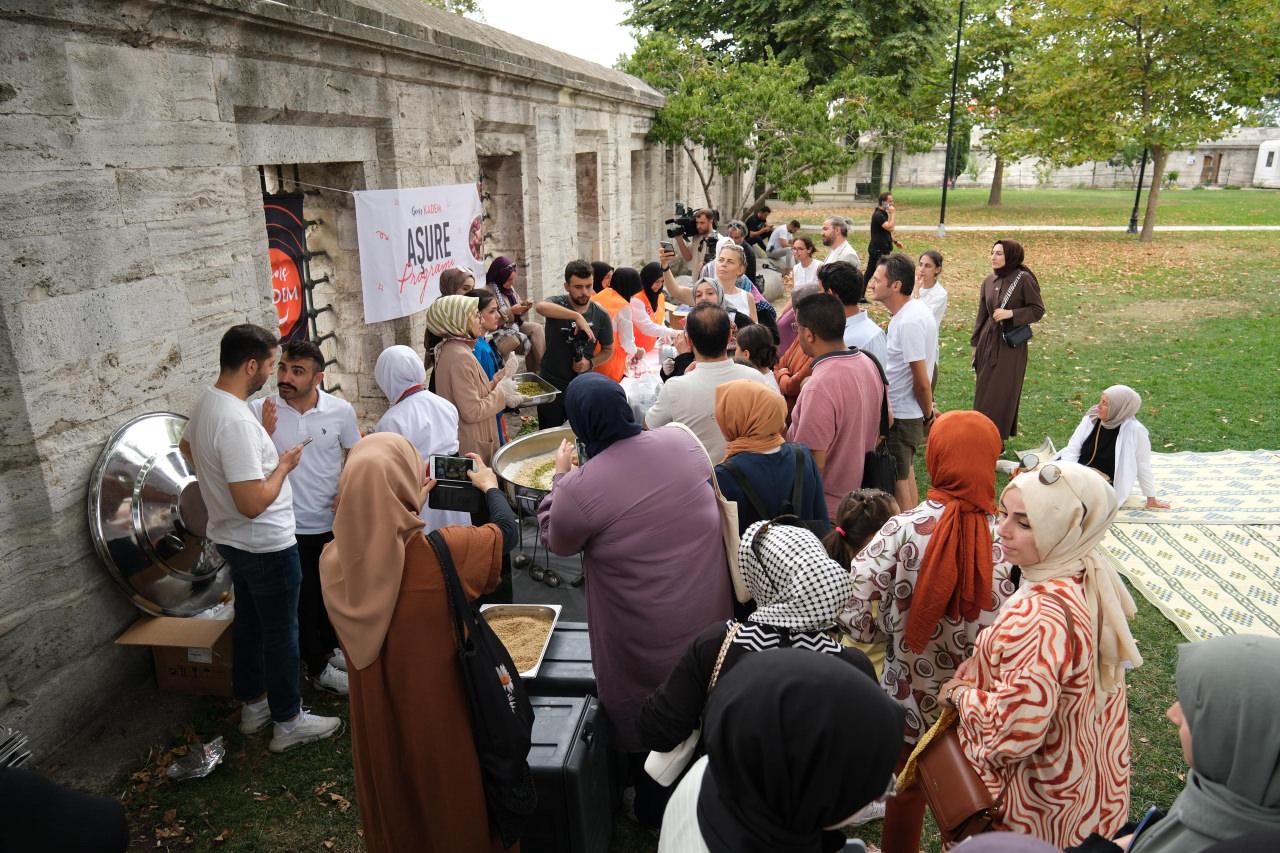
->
[1012,0,1279,238]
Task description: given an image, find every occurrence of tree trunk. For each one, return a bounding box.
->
[987,154,1004,206]
[1140,145,1167,243]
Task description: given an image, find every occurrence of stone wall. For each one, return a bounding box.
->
[0,0,675,755]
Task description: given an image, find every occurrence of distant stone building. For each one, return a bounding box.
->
[0,0,698,755]
[806,126,1280,199]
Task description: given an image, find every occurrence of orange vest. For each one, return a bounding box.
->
[590,287,629,382]
[633,293,666,352]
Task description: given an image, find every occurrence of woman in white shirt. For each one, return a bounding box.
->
[914,250,949,328]
[1057,384,1170,509]
[790,236,823,288]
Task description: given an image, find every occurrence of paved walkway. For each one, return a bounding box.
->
[797,222,1280,232]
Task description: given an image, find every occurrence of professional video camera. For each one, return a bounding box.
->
[664,203,719,240]
[560,323,595,366]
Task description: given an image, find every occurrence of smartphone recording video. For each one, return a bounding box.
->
[431,455,476,482]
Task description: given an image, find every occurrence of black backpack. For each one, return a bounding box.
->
[427,530,537,847]
[720,443,830,537]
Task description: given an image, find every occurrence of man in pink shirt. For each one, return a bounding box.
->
[787,293,887,515]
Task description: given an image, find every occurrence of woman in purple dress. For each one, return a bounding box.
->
[539,372,733,828]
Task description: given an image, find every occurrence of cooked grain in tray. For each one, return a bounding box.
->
[486,611,554,673]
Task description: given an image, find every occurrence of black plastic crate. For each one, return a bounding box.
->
[524,695,613,853]
[529,621,596,697]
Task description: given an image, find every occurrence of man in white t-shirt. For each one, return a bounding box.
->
[817,261,888,368]
[181,324,340,754]
[645,303,771,460]
[821,216,861,271]
[868,255,940,510]
[250,340,360,697]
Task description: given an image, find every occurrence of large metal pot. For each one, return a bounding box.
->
[491,425,577,515]
[87,412,230,616]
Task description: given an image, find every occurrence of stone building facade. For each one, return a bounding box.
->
[808,126,1280,199]
[0,0,691,754]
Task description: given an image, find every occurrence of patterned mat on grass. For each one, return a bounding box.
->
[1115,450,1280,524]
[1104,523,1280,642]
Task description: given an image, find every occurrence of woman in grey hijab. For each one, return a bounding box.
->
[1127,634,1280,853]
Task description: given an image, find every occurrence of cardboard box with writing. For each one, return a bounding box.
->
[116,617,233,697]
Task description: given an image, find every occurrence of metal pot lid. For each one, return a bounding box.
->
[88,412,230,617]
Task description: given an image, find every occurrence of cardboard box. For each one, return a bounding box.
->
[116,616,234,697]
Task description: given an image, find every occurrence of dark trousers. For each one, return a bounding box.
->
[296,532,338,677]
[217,543,302,723]
[629,752,675,830]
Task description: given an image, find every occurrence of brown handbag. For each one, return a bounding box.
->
[899,592,1078,846]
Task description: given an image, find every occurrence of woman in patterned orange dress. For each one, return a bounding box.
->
[940,461,1143,848]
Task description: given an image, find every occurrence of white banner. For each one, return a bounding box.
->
[354,183,486,324]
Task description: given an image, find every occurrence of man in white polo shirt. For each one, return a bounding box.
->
[181,324,340,754]
[251,340,360,697]
[868,254,940,511]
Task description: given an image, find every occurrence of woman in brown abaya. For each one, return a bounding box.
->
[319,433,520,852]
[971,239,1045,441]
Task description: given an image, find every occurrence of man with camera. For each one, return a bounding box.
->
[535,260,616,428]
[670,206,717,276]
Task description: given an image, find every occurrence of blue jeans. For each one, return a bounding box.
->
[217,543,302,722]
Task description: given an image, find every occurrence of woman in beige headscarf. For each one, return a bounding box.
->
[425,294,508,466]
[937,461,1141,848]
[1058,384,1170,509]
[320,433,518,853]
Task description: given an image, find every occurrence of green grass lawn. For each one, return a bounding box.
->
[122,226,1280,852]
[773,186,1280,227]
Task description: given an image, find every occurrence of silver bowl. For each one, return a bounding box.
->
[491,425,577,515]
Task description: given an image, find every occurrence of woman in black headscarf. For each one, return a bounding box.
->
[657,648,904,853]
[971,239,1045,441]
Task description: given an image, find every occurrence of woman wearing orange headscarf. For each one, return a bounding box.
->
[834,410,1017,853]
[713,379,828,534]
[319,433,519,853]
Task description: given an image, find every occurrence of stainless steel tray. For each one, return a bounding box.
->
[511,372,560,407]
[480,603,562,678]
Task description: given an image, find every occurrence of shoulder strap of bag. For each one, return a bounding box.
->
[426,530,474,651]
[859,347,892,439]
[998,272,1024,312]
[720,458,771,520]
[708,622,743,694]
[788,443,807,515]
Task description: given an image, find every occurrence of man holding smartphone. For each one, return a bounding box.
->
[251,340,360,696]
[867,192,897,280]
[181,325,340,754]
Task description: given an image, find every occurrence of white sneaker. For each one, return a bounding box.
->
[314,663,348,696]
[848,799,885,826]
[268,710,341,753]
[329,648,347,672]
[238,700,271,735]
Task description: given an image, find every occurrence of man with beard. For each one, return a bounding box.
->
[181,324,340,753]
[534,260,615,427]
[251,340,360,696]
[821,215,861,270]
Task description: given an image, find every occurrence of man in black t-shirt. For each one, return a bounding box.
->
[744,205,771,251]
[534,260,615,427]
[867,192,897,280]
